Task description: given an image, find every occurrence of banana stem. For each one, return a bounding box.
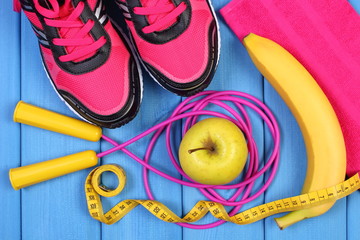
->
[274,211,307,230]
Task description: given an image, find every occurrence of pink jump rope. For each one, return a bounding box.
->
[98,90,280,229]
[11,90,280,229]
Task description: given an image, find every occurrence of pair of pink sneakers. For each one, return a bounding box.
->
[15,0,219,128]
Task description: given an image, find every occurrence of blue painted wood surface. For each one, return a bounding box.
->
[1,0,359,239]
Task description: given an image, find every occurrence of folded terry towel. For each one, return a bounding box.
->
[220,0,360,176]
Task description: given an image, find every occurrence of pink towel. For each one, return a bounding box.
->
[220,0,360,177]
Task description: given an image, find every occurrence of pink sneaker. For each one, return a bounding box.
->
[15,0,142,128]
[115,0,219,96]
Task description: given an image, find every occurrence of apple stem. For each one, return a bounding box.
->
[188,147,215,154]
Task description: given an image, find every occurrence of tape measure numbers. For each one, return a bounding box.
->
[85,164,360,225]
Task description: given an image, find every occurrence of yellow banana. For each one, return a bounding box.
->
[243,33,346,229]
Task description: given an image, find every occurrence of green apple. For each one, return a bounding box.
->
[179,117,248,185]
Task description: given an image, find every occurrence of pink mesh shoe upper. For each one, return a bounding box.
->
[126,0,213,83]
[41,22,131,116]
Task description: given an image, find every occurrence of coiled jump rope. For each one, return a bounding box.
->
[90,90,281,229]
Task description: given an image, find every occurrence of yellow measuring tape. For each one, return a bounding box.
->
[85,164,360,225]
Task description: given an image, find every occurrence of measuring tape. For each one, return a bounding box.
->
[85,164,360,225]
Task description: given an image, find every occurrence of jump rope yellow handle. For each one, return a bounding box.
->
[9,101,102,190]
[9,150,98,190]
[14,101,102,141]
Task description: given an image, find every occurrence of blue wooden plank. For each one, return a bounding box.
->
[0,1,21,240]
[348,191,360,240]
[182,0,265,238]
[98,4,180,239]
[100,77,183,240]
[347,2,360,240]
[20,13,101,240]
